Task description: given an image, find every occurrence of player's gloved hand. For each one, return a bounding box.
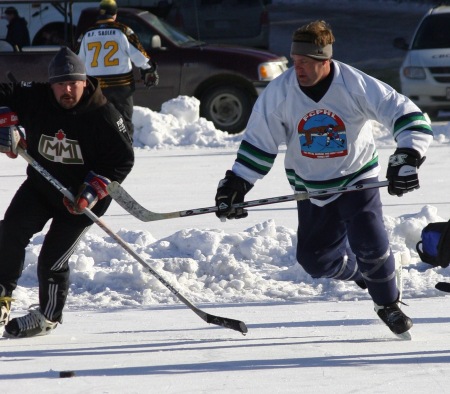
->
[140,60,159,88]
[215,170,253,220]
[63,171,111,214]
[386,148,425,197]
[0,106,27,159]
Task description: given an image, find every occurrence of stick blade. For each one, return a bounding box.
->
[435,282,450,293]
[107,182,160,221]
[205,314,248,335]
[107,181,180,221]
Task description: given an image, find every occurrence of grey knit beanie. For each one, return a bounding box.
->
[48,47,86,84]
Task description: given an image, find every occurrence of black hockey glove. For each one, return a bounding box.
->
[140,60,159,88]
[0,106,26,159]
[386,148,425,197]
[215,170,253,220]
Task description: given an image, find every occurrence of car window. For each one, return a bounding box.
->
[169,0,266,42]
[199,0,261,4]
[118,14,154,48]
[412,14,450,50]
[123,11,198,47]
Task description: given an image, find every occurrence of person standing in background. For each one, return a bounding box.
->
[77,0,159,139]
[2,6,30,50]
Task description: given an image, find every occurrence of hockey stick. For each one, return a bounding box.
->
[6,71,18,84]
[17,149,248,335]
[107,180,390,222]
[435,282,450,293]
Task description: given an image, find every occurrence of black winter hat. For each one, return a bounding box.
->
[4,7,18,17]
[98,0,117,19]
[48,47,86,84]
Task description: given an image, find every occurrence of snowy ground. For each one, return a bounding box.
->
[2,1,450,392]
[1,94,450,393]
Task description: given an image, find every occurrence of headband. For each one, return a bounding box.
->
[290,41,332,60]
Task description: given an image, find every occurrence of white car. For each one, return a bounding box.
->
[394,5,450,118]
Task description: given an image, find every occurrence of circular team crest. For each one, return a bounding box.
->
[298,109,347,158]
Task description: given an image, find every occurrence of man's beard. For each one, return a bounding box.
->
[59,94,77,109]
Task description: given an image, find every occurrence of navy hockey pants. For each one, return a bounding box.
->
[0,179,93,322]
[296,177,398,305]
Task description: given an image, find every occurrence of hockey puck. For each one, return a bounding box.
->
[59,371,76,378]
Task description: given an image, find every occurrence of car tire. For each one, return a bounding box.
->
[33,23,72,46]
[200,86,255,134]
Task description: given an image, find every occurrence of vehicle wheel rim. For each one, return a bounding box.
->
[209,93,243,127]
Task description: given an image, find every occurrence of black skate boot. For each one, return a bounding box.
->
[374,298,413,340]
[3,308,58,338]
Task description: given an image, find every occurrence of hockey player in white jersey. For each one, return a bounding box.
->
[215,20,433,339]
[77,0,159,138]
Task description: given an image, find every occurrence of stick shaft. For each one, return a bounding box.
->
[18,149,247,333]
[107,180,389,222]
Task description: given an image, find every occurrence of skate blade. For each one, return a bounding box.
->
[394,330,412,340]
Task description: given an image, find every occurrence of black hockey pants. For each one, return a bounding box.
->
[102,85,135,139]
[0,179,93,322]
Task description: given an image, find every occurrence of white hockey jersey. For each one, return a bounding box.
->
[77,20,150,88]
[232,60,433,206]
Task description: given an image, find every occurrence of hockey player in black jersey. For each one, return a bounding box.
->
[0,47,134,338]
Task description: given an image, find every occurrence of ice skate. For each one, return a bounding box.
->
[374,299,412,340]
[3,308,58,338]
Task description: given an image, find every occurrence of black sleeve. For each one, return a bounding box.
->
[90,103,135,183]
[0,83,49,130]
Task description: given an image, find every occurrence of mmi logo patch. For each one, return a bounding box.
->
[39,130,84,164]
